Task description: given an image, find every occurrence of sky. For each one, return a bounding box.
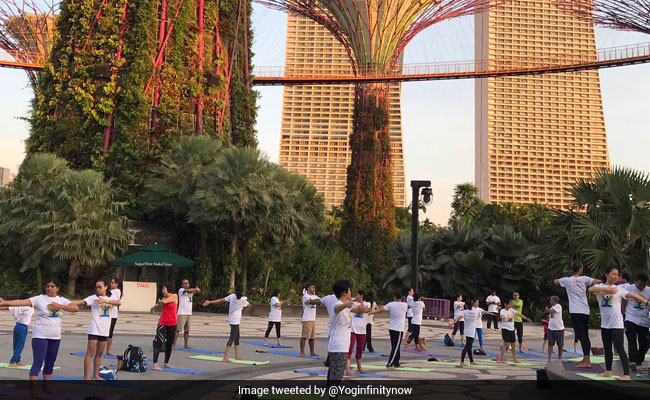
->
[2,6,650,225]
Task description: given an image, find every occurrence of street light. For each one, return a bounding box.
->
[410,180,432,293]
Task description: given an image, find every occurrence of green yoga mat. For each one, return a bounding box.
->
[364,365,433,372]
[566,356,618,364]
[0,363,60,371]
[426,361,496,369]
[576,373,650,388]
[189,355,270,365]
[479,360,544,367]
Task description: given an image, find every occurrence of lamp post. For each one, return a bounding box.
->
[410,180,432,293]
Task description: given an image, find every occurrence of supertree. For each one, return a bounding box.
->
[256,0,501,270]
[0,0,58,87]
[556,0,650,33]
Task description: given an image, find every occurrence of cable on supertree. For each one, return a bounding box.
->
[255,0,503,269]
[0,0,58,87]
[555,0,650,34]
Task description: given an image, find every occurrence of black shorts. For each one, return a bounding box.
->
[407,317,413,332]
[108,318,117,339]
[501,329,516,343]
[88,334,108,342]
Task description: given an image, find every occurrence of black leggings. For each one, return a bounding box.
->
[601,328,629,375]
[625,321,649,365]
[265,321,281,339]
[514,322,524,344]
[153,324,176,364]
[364,324,374,352]
[452,321,465,336]
[487,313,499,329]
[407,324,421,344]
[227,324,240,347]
[570,313,591,356]
[461,337,474,363]
[387,330,402,367]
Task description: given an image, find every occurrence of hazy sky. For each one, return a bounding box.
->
[2,6,650,225]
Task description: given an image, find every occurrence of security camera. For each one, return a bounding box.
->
[421,187,433,205]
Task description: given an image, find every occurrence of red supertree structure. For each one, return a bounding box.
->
[0,0,57,87]
[556,0,650,33]
[256,0,502,267]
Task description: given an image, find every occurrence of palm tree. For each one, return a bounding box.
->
[383,231,436,293]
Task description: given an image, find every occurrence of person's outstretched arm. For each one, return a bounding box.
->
[202,297,227,307]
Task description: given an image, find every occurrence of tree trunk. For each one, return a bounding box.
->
[263,259,272,297]
[196,226,212,294]
[240,240,249,295]
[229,231,237,293]
[67,260,81,297]
[341,82,396,271]
[36,265,42,292]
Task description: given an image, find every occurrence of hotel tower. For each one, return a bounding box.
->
[279,14,407,208]
[475,0,610,207]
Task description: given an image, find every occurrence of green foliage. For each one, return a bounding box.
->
[449,183,485,225]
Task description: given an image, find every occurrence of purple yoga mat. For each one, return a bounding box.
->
[407,349,444,357]
[562,361,605,373]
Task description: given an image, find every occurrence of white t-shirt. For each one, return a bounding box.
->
[177,288,193,316]
[500,308,518,331]
[411,301,425,325]
[9,306,34,325]
[109,289,121,319]
[475,307,485,330]
[559,276,594,315]
[301,294,320,322]
[620,283,650,327]
[269,296,282,322]
[453,301,465,319]
[406,295,414,318]
[225,293,249,325]
[486,295,500,313]
[383,301,408,332]
[29,295,72,340]
[461,309,479,339]
[548,304,565,331]
[368,302,377,325]
[326,299,352,353]
[84,295,113,337]
[595,284,629,329]
[350,301,370,334]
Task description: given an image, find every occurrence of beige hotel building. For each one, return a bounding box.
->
[279,14,407,208]
[475,0,610,207]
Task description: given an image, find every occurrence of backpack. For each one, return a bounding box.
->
[473,349,487,356]
[123,345,147,372]
[443,333,455,347]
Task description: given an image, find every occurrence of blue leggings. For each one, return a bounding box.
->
[11,323,28,364]
[30,338,60,377]
[476,328,484,347]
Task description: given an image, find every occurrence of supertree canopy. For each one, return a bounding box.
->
[0,0,58,87]
[556,0,650,33]
[257,0,500,270]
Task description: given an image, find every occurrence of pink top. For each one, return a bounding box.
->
[159,301,178,326]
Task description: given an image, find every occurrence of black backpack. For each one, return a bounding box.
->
[443,333,455,347]
[123,345,147,372]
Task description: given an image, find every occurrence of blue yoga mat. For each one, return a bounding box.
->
[153,366,207,374]
[242,340,293,349]
[177,347,224,354]
[70,352,153,362]
[351,346,388,357]
[295,369,387,378]
[40,377,151,388]
[563,349,585,355]
[256,349,324,360]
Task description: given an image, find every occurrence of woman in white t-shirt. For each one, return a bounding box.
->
[364,291,378,353]
[588,266,649,381]
[405,294,426,352]
[452,295,465,343]
[203,284,249,362]
[70,279,121,380]
[264,289,289,346]
[449,299,479,367]
[346,290,373,376]
[0,278,78,396]
[106,277,123,356]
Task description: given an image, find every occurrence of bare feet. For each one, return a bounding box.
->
[164,364,173,369]
[93,376,106,381]
[222,358,231,363]
[310,353,320,357]
[345,369,354,377]
[512,359,520,363]
[16,362,26,367]
[299,354,307,358]
[617,375,631,381]
[8,363,18,368]
[357,368,367,374]
[598,371,612,378]
[458,362,466,368]
[386,366,396,370]
[106,352,116,356]
[152,366,163,371]
[575,363,592,369]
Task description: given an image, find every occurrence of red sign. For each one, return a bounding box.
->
[137,282,150,288]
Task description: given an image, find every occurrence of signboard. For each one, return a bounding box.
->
[134,262,173,267]
[121,281,157,312]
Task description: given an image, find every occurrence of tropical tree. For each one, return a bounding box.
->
[543,167,650,277]
[383,231,436,293]
[449,183,485,225]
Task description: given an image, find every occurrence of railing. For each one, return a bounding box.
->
[0,49,45,70]
[422,297,450,322]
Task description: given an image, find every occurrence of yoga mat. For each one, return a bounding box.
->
[364,365,434,372]
[564,349,585,355]
[565,356,618,364]
[0,363,60,371]
[426,361,496,369]
[255,349,324,360]
[576,373,650,388]
[154,366,207,374]
[70,351,154,362]
[294,369,388,378]
[434,340,464,348]
[407,349,444,357]
[479,360,544,367]
[177,347,224,354]
[563,361,605,373]
[242,340,293,349]
[351,346,389,357]
[189,355,270,365]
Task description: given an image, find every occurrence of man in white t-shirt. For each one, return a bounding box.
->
[174,279,201,349]
[0,305,34,367]
[545,296,565,363]
[486,290,501,330]
[300,283,322,358]
[404,288,414,344]
[323,280,366,396]
[498,298,531,364]
[619,273,650,369]
[375,291,409,368]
